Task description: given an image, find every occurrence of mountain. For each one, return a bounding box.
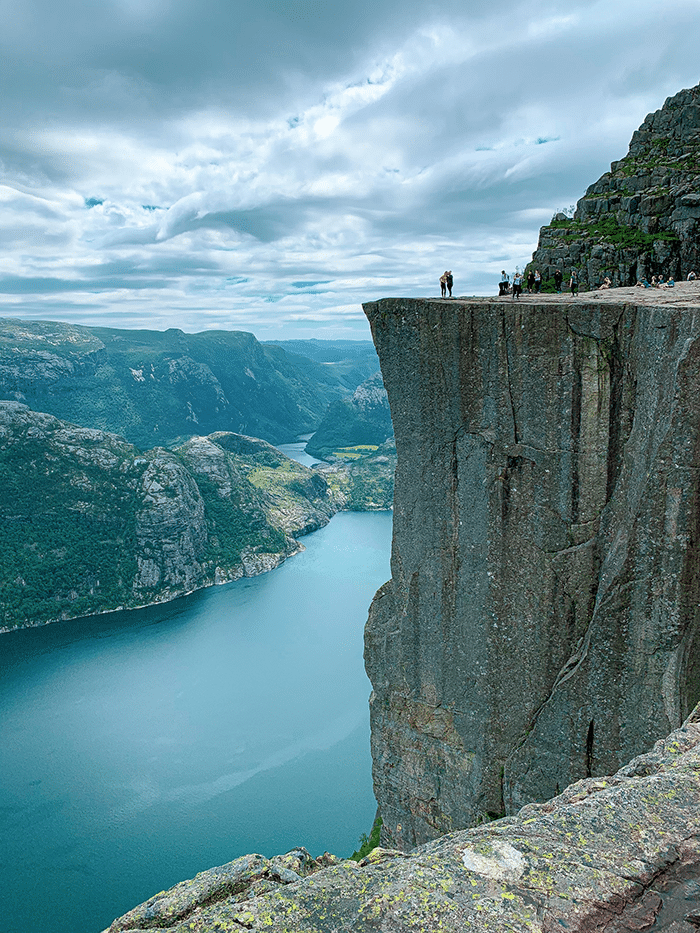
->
[305,372,393,460]
[0,401,340,631]
[263,338,379,384]
[527,82,700,288]
[0,319,364,449]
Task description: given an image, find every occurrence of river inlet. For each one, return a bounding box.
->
[0,510,392,933]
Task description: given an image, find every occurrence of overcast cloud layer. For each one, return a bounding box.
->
[1,0,699,339]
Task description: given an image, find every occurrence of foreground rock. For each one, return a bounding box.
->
[104,705,700,932]
[528,82,700,288]
[364,292,700,849]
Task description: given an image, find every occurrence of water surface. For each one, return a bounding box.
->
[276,434,321,467]
[0,511,391,933]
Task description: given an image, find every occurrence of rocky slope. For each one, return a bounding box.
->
[363,290,700,850]
[0,319,366,449]
[0,401,340,631]
[317,438,396,511]
[528,82,700,288]
[104,703,700,933]
[306,372,394,460]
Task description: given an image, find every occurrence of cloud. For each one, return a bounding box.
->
[0,0,699,338]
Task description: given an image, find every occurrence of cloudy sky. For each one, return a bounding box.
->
[1,0,699,340]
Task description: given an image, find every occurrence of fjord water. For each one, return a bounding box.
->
[0,511,392,933]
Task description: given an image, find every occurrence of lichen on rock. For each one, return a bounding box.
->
[103,705,700,932]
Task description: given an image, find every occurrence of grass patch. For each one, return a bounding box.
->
[333,445,379,460]
[544,215,679,250]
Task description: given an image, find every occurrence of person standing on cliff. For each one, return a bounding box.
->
[440,272,448,297]
[512,271,522,298]
[534,270,541,293]
[526,270,535,294]
[554,269,563,292]
[569,269,579,296]
[446,271,453,297]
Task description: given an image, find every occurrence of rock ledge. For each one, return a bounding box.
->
[104,705,700,932]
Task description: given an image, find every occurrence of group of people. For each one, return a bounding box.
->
[499,267,578,298]
[636,274,677,288]
[438,265,698,299]
[439,271,454,297]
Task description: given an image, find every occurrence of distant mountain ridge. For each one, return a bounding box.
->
[0,319,371,449]
[0,323,393,629]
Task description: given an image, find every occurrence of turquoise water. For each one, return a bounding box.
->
[0,511,392,933]
[276,435,321,467]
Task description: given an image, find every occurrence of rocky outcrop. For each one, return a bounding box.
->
[528,82,700,288]
[103,703,700,932]
[363,291,700,850]
[318,438,396,511]
[0,402,340,631]
[306,372,393,460]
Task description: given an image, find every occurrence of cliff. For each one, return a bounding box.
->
[363,287,700,849]
[104,703,700,932]
[528,82,700,288]
[0,402,340,631]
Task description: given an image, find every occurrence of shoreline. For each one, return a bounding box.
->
[0,506,393,636]
[0,539,305,636]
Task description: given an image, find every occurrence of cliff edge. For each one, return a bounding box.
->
[364,286,700,849]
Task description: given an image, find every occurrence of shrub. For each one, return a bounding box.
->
[350,815,383,861]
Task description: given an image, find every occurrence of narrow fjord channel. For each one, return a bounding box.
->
[0,509,392,933]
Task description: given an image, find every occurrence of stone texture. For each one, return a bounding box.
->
[363,291,700,850]
[103,705,700,932]
[527,83,700,288]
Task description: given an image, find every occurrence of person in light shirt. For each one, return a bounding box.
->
[512,271,523,299]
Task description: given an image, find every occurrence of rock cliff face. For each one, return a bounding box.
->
[363,291,700,850]
[104,703,700,932]
[528,82,700,288]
